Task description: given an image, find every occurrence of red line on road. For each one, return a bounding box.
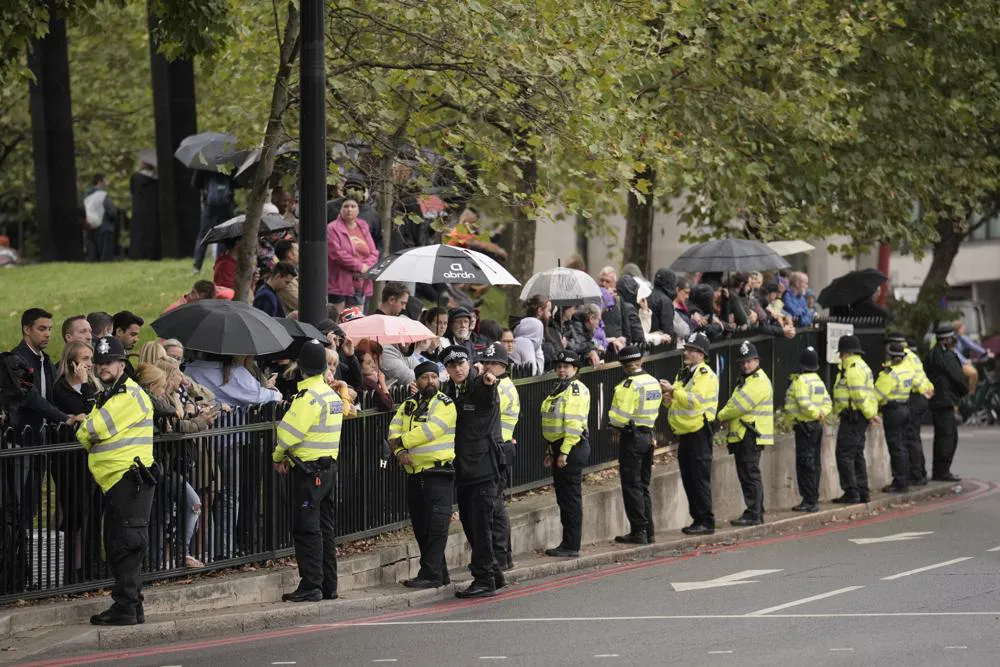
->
[20,480,993,667]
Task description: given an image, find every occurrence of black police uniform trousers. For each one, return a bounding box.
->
[931,407,959,479]
[836,409,869,500]
[882,402,910,488]
[905,394,929,483]
[618,428,654,538]
[490,442,515,569]
[457,478,502,586]
[793,420,823,505]
[103,473,155,618]
[677,425,714,528]
[406,467,454,584]
[731,431,765,519]
[551,437,591,551]
[291,459,337,596]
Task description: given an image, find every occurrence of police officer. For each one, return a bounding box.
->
[660,332,718,536]
[876,341,916,493]
[923,323,968,481]
[272,341,343,602]
[717,341,773,526]
[608,345,661,544]
[481,343,519,571]
[441,345,505,598]
[783,346,831,512]
[541,350,591,557]
[832,334,879,503]
[76,336,156,626]
[886,331,934,486]
[388,361,457,589]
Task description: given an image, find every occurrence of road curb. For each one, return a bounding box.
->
[37,481,958,656]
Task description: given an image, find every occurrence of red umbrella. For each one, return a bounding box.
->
[339,314,436,344]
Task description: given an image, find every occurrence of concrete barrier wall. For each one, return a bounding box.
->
[340,426,891,590]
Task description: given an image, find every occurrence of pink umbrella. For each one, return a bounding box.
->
[339,314,436,344]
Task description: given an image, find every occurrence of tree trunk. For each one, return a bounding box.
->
[911,215,965,334]
[506,148,538,313]
[234,2,300,302]
[623,167,656,276]
[28,11,81,262]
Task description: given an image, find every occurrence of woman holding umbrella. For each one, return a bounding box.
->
[327,199,379,311]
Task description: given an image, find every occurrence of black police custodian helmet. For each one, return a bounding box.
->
[618,345,643,363]
[683,332,711,356]
[837,335,863,354]
[736,340,759,362]
[479,342,509,366]
[555,350,581,367]
[93,336,126,364]
[298,340,328,376]
[886,341,907,359]
[934,322,956,340]
[886,331,907,344]
[799,346,820,372]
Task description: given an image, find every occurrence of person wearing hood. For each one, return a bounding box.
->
[602,275,645,348]
[648,268,677,344]
[129,158,160,260]
[687,283,724,340]
[513,316,547,373]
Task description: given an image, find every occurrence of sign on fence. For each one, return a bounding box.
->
[826,322,854,364]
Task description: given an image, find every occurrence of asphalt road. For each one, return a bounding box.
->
[30,428,1000,666]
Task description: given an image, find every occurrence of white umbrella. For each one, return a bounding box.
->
[519,267,602,306]
[367,244,520,286]
[767,240,815,256]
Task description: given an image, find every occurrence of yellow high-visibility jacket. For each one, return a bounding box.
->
[76,377,155,493]
[498,375,520,443]
[718,369,774,446]
[541,378,590,455]
[833,355,878,420]
[389,390,456,474]
[904,348,934,396]
[875,361,916,406]
[273,374,343,464]
[609,371,661,430]
[666,361,719,435]
[782,371,832,426]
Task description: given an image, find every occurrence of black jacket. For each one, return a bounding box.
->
[923,345,968,410]
[604,276,645,344]
[565,313,598,359]
[11,341,68,434]
[443,368,502,486]
[687,284,725,340]
[542,318,565,367]
[649,269,677,340]
[52,376,97,418]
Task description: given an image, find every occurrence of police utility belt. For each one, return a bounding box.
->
[126,456,161,491]
[839,407,865,423]
[624,424,653,435]
[417,460,455,477]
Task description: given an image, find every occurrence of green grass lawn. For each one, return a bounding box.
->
[2,259,199,359]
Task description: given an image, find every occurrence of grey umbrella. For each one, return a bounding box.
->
[519,267,602,306]
[669,239,790,273]
[174,132,243,172]
[199,212,295,247]
[151,300,293,356]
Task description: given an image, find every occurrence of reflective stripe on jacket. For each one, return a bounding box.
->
[718,369,774,445]
[76,377,155,493]
[273,374,343,463]
[667,361,719,435]
[876,362,915,405]
[904,348,934,395]
[783,372,832,425]
[609,371,662,430]
[498,376,520,442]
[388,391,457,474]
[541,378,590,454]
[833,355,878,420]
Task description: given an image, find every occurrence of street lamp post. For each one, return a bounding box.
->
[299,0,327,325]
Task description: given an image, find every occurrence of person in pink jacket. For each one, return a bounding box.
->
[327,198,379,310]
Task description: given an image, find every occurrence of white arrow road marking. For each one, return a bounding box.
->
[881,557,973,581]
[746,586,865,616]
[849,531,934,545]
[987,545,1000,552]
[671,569,783,592]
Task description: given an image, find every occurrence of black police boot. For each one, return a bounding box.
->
[323,591,339,600]
[455,581,497,599]
[912,477,928,487]
[502,558,514,572]
[859,493,870,503]
[730,515,763,527]
[933,473,961,482]
[90,605,137,627]
[882,483,909,493]
[799,503,819,512]
[494,572,507,590]
[681,524,715,536]
[403,577,443,589]
[614,533,650,545]
[282,587,322,603]
[544,547,580,558]
[832,494,861,504]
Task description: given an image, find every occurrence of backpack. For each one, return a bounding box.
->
[83,189,108,229]
[205,176,232,207]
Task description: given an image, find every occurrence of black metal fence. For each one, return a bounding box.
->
[0,322,883,603]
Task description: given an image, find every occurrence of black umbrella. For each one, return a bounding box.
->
[233,142,299,187]
[199,212,295,247]
[151,300,293,356]
[271,318,331,359]
[669,239,791,273]
[174,132,248,173]
[817,268,887,308]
